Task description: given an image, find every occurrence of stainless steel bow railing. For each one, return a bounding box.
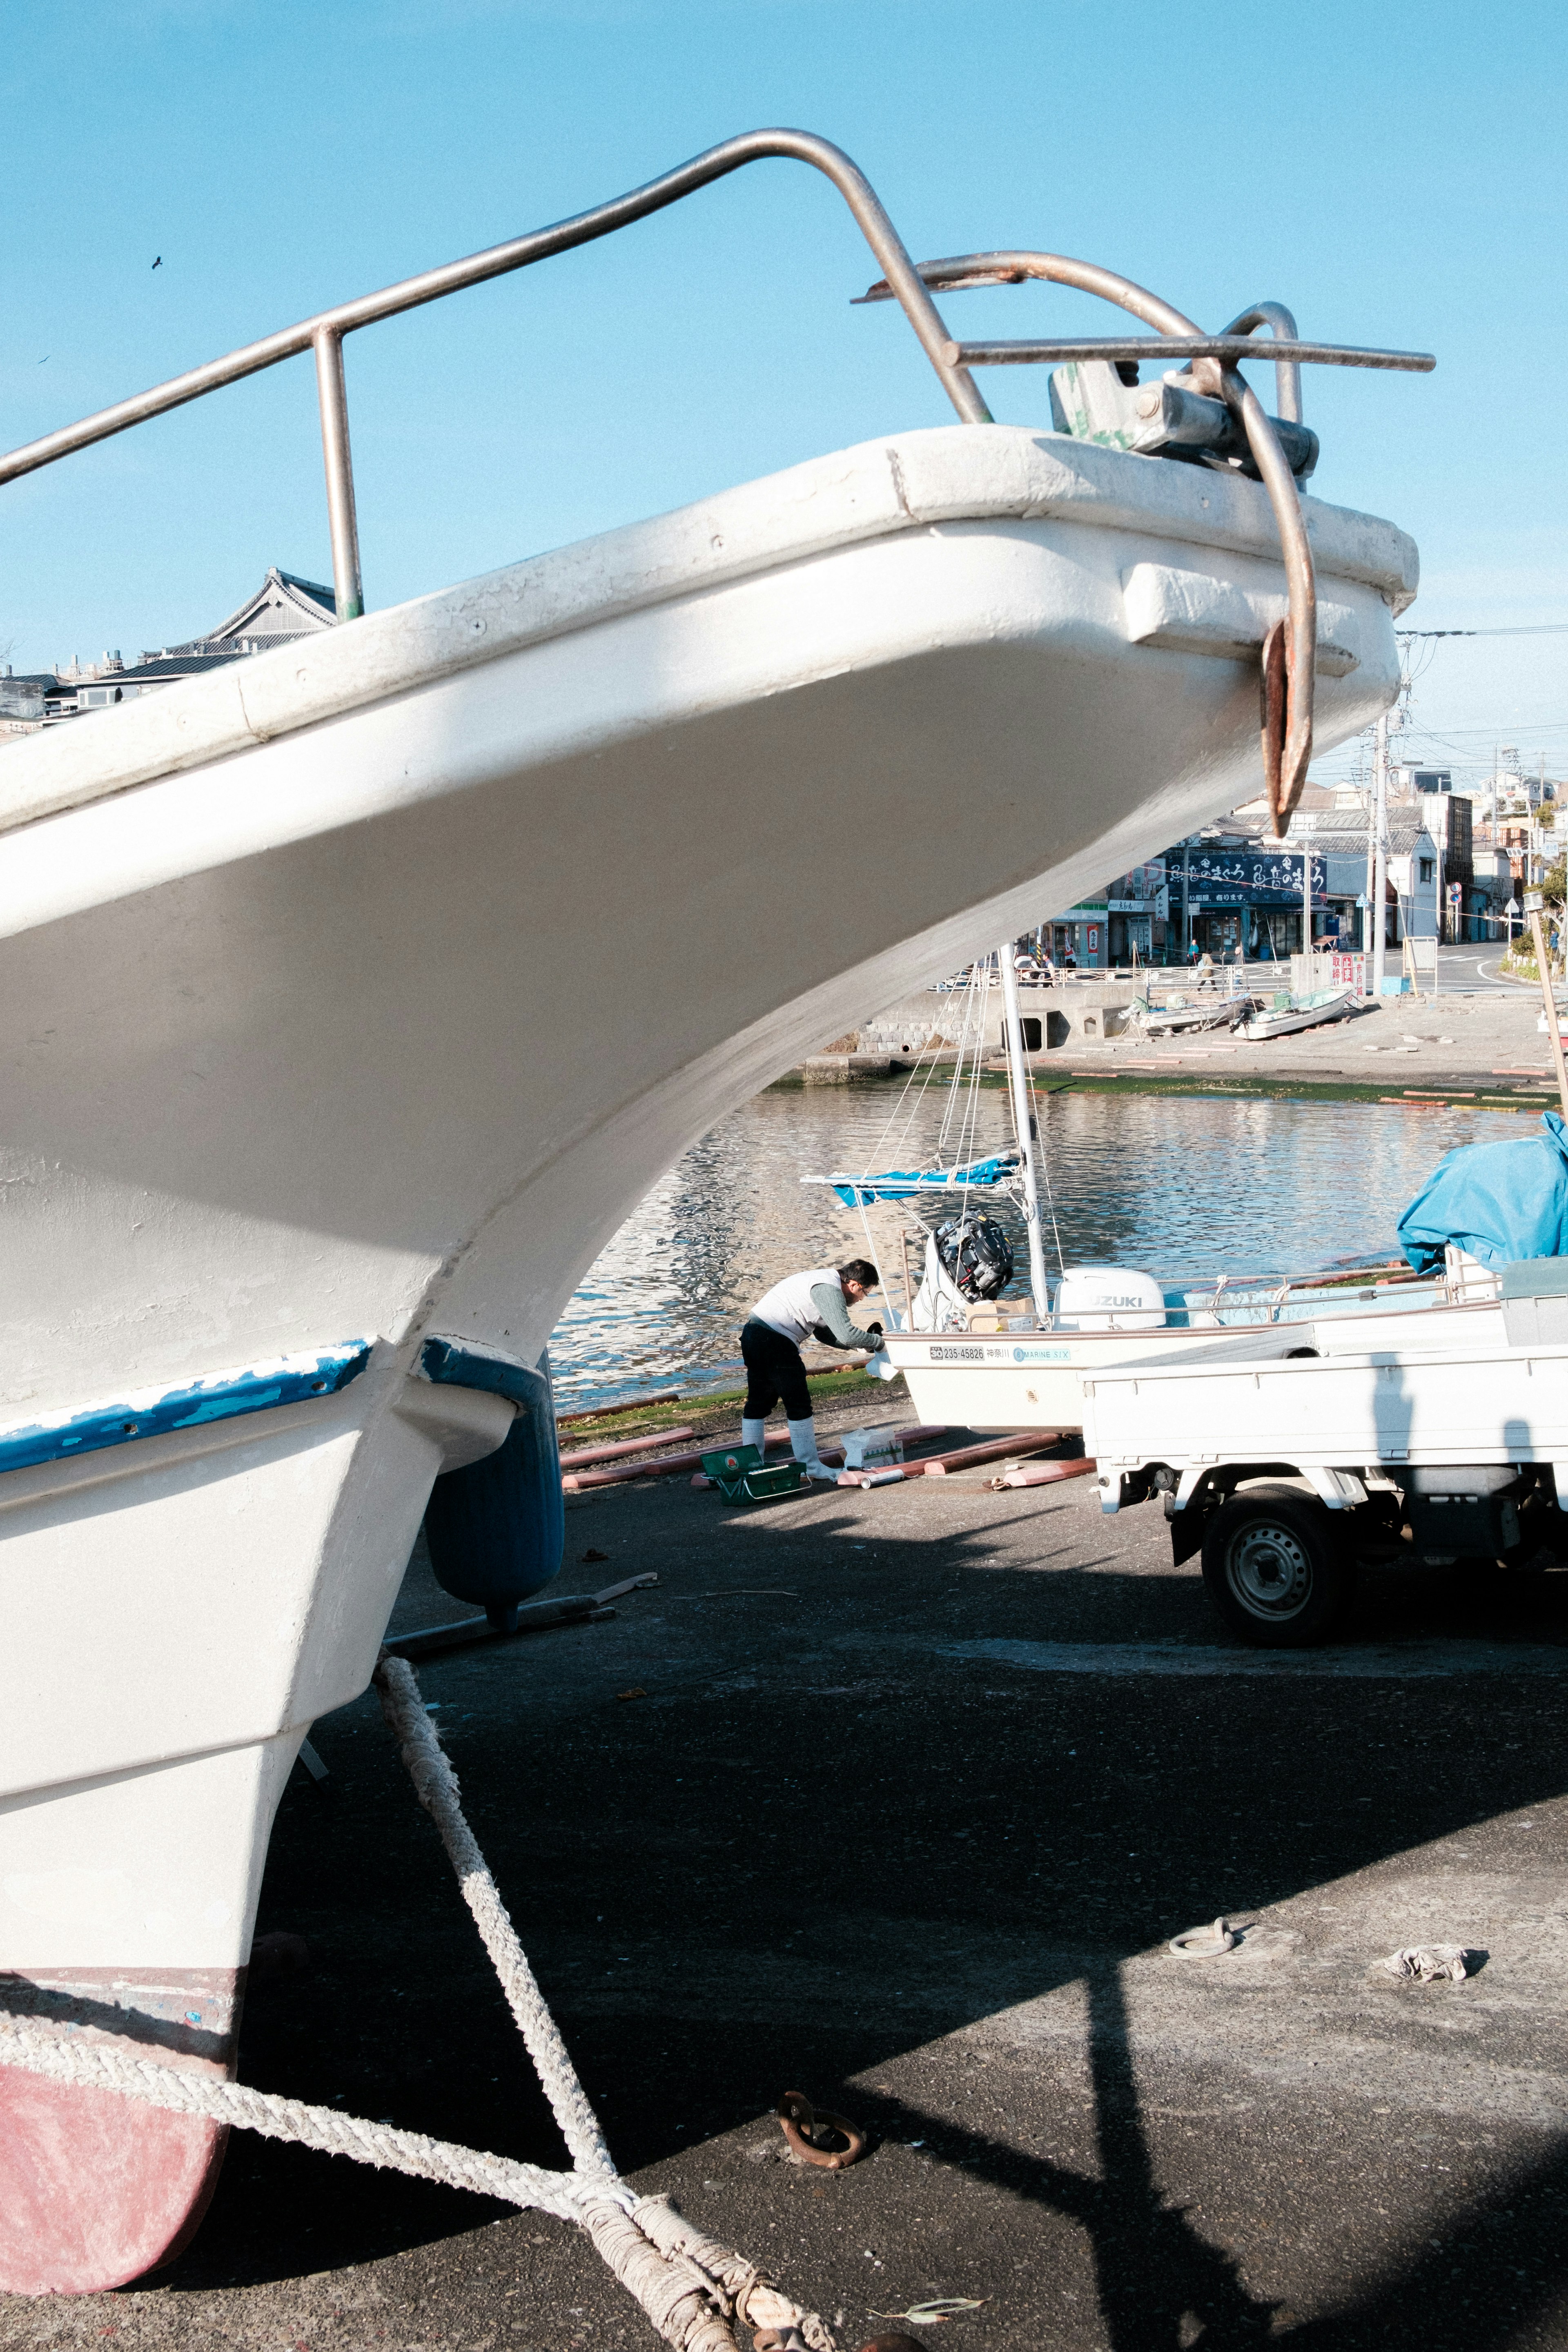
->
[0,129,1432,833]
[0,131,990,627]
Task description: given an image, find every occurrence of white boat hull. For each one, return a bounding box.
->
[882,1283,1476,1431]
[1241,986,1356,1039]
[0,421,1414,2287]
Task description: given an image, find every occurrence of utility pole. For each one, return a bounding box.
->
[1371,712,1390,997]
[1526,892,1568,1123]
[1300,817,1313,974]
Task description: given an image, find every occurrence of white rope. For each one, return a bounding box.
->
[0,2015,585,2218]
[373,1653,617,2185]
[0,1651,838,2352]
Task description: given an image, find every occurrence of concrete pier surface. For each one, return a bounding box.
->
[9,1390,1568,2350]
[1049,982,1566,1098]
[793,981,1568,1103]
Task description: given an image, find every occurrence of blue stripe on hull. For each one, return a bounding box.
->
[0,1342,372,1479]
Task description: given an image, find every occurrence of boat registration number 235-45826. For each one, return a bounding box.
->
[924,1343,1074,1363]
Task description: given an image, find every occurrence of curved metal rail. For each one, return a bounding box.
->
[860,252,1430,833]
[0,129,990,624]
[3,144,1429,840]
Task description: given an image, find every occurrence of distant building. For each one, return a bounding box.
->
[2,568,337,735]
[1042,806,1441,967]
[0,674,56,737]
[1472,749,1559,821]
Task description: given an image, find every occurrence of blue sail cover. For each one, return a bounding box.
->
[1397,1112,1568,1271]
[821,1152,1018,1208]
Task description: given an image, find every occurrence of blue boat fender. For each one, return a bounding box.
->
[419,1341,566,1630]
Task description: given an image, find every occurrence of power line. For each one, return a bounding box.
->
[1397,721,1568,736]
[1398,623,1568,639]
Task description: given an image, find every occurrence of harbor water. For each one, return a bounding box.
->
[549,1085,1532,1408]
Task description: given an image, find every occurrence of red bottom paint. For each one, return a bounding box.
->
[0,1966,240,2294]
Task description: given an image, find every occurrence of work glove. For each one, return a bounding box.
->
[865,1322,884,1346]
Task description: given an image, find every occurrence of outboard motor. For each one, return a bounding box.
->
[1054,1266,1167,1330]
[423,1350,565,1631]
[933,1210,1014,1302]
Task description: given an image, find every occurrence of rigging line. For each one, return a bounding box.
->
[864,973,959,1172]
[902,987,967,1157]
[944,964,987,1236]
[960,966,989,1174]
[936,965,984,1161]
[932,976,964,1160]
[1022,1033,1065,1277]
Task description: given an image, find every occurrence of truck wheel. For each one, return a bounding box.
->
[1200,1483,1353,1647]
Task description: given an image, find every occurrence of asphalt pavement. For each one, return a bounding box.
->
[1437,948,1525,996]
[14,1402,1568,2352]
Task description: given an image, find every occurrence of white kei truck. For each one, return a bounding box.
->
[1078,1260,1568,1647]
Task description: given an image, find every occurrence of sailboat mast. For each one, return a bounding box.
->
[998,944,1052,1321]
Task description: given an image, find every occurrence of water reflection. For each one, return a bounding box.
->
[550,1087,1524,1407]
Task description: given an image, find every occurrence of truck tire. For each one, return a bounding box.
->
[1200,1483,1353,1647]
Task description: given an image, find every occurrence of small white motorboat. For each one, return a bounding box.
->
[1134,993,1256,1036]
[879,1263,1475,1432]
[1240,984,1357,1039]
[0,126,1425,2290]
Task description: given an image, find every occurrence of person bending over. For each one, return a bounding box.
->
[740,1258,884,1480]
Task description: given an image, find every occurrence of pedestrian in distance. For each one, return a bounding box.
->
[740,1259,884,1479]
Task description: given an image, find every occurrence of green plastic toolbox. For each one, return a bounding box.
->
[699,1444,810,1504]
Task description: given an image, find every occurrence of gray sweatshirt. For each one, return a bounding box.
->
[809,1280,878,1349]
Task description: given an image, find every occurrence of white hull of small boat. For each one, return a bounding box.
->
[0,422,1412,2287]
[1137,1000,1249,1036]
[1241,985,1356,1040]
[882,1282,1483,1431]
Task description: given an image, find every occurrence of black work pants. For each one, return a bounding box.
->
[740,1319,811,1421]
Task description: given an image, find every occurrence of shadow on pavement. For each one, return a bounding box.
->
[156,1496,1568,2343]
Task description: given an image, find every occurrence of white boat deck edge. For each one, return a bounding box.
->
[0,423,1419,839]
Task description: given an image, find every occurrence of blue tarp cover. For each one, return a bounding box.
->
[1397,1112,1568,1271]
[821,1152,1018,1208]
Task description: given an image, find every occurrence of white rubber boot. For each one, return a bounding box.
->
[741,1416,768,1459]
[788,1415,838,1482]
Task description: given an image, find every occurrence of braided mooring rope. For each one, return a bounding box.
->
[0,1650,836,2352]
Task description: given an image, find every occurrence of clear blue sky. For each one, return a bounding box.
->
[2,0,1563,786]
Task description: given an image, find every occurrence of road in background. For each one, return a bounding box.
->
[1437,945,1526,995]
